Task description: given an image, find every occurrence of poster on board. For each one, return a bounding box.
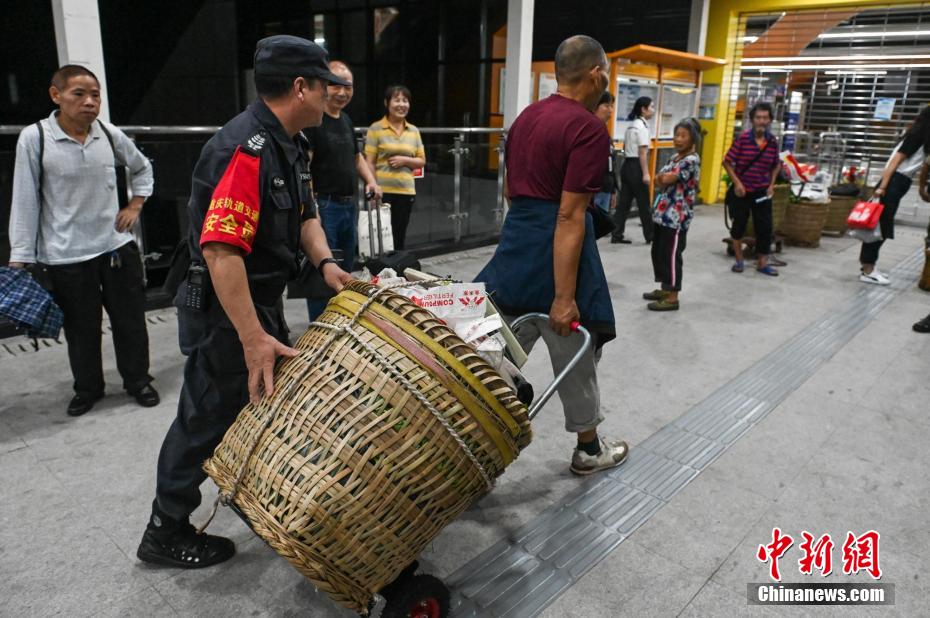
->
[698,84,719,119]
[874,98,895,121]
[615,79,659,142]
[537,73,557,100]
[498,67,505,114]
[659,84,697,138]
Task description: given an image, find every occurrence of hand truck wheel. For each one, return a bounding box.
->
[379,573,450,618]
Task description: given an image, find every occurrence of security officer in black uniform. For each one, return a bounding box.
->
[137,35,352,568]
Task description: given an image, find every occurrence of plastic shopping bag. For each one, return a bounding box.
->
[846,199,884,230]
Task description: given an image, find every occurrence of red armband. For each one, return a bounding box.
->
[200,146,261,253]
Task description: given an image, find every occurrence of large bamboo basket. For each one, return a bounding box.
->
[204,281,531,613]
[823,195,858,235]
[778,200,829,247]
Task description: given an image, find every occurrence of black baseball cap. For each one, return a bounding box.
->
[253,35,350,86]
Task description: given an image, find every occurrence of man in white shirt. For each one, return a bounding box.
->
[8,64,159,416]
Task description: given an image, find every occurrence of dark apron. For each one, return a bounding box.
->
[476,197,616,347]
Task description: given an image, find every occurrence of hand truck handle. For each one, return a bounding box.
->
[509,312,593,421]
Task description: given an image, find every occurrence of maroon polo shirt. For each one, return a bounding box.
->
[505,95,610,202]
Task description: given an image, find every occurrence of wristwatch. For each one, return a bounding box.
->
[317,257,339,275]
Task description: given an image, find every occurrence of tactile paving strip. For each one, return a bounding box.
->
[447,248,924,617]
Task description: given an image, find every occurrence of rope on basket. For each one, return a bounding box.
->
[197,281,492,533]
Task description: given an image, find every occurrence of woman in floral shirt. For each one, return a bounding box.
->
[643,118,702,311]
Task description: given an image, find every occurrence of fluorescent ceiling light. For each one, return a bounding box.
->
[823,69,887,75]
[743,54,930,62]
[819,30,930,39]
[751,63,930,70]
[743,36,759,43]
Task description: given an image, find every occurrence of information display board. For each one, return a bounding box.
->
[659,83,697,138]
[615,79,659,142]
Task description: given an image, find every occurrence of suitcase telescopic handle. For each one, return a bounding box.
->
[509,312,593,421]
[364,192,378,258]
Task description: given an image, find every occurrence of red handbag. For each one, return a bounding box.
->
[847,199,884,229]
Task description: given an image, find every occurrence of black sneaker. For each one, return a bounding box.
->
[137,515,235,568]
[67,392,104,417]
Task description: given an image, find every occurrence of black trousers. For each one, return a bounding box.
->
[614,158,654,241]
[385,193,414,250]
[651,225,688,291]
[154,298,288,521]
[46,241,152,397]
[860,171,911,266]
[728,188,773,256]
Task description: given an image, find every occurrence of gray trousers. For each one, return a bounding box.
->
[509,316,604,433]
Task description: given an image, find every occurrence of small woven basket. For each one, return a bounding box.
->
[779,200,829,247]
[823,195,858,235]
[204,281,530,613]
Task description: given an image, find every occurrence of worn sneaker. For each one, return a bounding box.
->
[647,298,680,311]
[859,269,890,285]
[570,438,629,476]
[137,518,235,569]
[642,289,668,301]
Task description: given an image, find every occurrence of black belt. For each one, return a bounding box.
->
[315,193,354,204]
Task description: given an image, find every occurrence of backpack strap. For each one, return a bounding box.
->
[34,121,45,263]
[35,121,44,201]
[96,119,117,158]
[96,120,129,209]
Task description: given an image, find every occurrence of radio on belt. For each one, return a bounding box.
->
[184,264,209,312]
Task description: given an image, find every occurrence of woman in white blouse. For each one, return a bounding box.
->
[612,96,655,244]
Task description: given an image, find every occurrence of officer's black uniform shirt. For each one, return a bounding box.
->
[187,98,316,296]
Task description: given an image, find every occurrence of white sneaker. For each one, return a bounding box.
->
[570,437,629,476]
[859,270,891,285]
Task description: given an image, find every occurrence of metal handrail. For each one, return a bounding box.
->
[2,122,511,243]
[0,124,505,136]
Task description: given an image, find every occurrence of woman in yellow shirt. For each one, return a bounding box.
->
[365,85,426,250]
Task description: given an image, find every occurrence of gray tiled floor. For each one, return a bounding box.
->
[0,205,927,616]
